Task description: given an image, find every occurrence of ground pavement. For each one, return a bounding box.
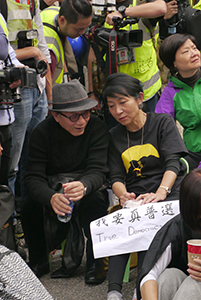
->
[40,250,137,300]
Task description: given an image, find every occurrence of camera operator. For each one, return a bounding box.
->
[0,13,21,186]
[5,0,51,210]
[102,0,167,113]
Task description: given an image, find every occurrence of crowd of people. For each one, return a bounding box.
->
[0,0,201,299]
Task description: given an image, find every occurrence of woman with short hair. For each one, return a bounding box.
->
[155,33,201,170]
[102,72,188,300]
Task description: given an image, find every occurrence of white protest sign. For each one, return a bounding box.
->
[90,200,179,258]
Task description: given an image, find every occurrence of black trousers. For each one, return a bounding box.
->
[108,251,147,293]
[21,189,109,266]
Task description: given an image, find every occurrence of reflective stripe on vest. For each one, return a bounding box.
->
[189,0,201,9]
[7,0,39,48]
[41,6,64,84]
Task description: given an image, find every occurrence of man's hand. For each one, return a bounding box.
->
[188,258,201,281]
[164,0,178,20]
[119,192,136,207]
[9,79,21,89]
[50,193,72,215]
[15,47,49,77]
[63,181,86,201]
[32,47,49,77]
[105,11,123,25]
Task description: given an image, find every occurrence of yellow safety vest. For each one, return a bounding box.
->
[0,15,9,37]
[189,0,201,9]
[7,0,39,49]
[105,0,161,100]
[40,6,64,84]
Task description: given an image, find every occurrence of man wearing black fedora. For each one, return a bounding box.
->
[21,79,109,284]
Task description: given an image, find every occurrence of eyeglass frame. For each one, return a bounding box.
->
[58,110,91,122]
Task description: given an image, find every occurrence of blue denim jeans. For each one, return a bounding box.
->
[8,88,48,204]
[143,92,159,113]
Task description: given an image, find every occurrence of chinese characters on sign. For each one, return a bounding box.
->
[90,201,180,258]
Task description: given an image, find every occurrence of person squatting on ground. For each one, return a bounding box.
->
[21,80,109,284]
[136,168,201,300]
[102,73,188,300]
[155,33,201,170]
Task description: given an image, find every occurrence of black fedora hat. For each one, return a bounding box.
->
[50,79,98,112]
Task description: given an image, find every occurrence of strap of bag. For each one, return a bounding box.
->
[108,29,118,74]
[43,22,61,38]
[91,43,106,75]
[30,0,36,19]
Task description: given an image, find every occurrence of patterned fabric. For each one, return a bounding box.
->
[0,245,53,300]
[92,58,105,98]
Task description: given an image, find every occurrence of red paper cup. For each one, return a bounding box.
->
[187,239,201,264]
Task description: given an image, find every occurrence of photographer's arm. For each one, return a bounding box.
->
[106,0,167,25]
[14,46,48,63]
[45,63,52,103]
[125,0,167,18]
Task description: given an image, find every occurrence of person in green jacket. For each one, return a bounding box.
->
[155,33,201,170]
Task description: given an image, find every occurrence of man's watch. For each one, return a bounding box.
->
[83,187,87,196]
[159,186,171,194]
[118,5,127,18]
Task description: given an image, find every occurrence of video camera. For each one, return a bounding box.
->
[85,0,143,74]
[0,55,37,108]
[88,0,142,49]
[17,29,47,75]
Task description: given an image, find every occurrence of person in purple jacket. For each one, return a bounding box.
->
[155,34,201,170]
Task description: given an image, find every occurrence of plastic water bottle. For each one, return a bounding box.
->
[57,200,74,223]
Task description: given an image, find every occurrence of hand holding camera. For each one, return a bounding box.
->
[17,29,48,76]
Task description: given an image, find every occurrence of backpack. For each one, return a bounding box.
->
[0,185,15,250]
[177,3,201,50]
[0,245,54,300]
[161,1,201,50]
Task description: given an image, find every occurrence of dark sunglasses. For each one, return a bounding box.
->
[59,110,90,122]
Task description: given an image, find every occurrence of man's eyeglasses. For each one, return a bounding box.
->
[59,111,90,122]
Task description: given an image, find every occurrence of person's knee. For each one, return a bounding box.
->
[173,275,201,300]
[158,268,187,300]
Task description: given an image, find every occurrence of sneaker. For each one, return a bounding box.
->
[107,291,123,300]
[132,288,137,300]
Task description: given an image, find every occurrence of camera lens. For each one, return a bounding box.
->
[35,60,47,75]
